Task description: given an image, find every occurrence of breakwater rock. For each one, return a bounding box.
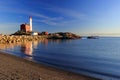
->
[0,35,47,44]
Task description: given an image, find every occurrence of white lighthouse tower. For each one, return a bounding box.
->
[30,16,32,31]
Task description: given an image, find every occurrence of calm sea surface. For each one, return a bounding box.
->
[1,37,120,80]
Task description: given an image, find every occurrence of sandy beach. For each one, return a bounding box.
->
[0,51,98,80]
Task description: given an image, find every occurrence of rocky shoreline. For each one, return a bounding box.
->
[0,32,81,44]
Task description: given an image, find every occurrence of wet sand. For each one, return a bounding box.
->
[0,51,98,80]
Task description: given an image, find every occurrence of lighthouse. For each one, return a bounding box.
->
[30,16,32,31]
[20,16,33,32]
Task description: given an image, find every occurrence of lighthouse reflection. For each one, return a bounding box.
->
[21,41,33,56]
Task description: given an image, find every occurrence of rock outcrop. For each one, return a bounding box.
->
[48,32,81,39]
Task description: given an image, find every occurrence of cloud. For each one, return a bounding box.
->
[0,5,64,26]
[34,17,80,26]
[30,1,86,19]
[28,12,64,25]
[34,19,57,25]
[0,1,84,26]
[43,6,86,19]
[29,12,63,21]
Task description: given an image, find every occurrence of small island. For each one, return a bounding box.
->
[87,36,99,39]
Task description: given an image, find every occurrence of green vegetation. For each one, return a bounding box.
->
[12,30,32,35]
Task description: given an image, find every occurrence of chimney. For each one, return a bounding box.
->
[30,16,32,31]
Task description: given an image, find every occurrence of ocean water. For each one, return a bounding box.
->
[1,37,120,80]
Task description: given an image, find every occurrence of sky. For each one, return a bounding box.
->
[0,0,120,36]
